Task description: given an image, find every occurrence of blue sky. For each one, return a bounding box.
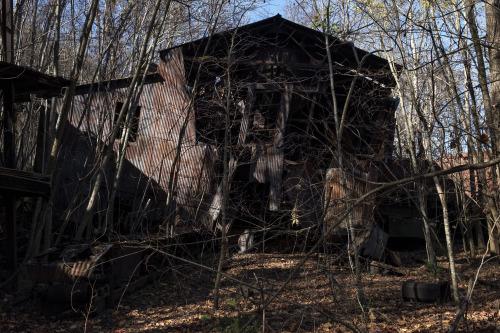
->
[262,0,288,16]
[250,0,289,21]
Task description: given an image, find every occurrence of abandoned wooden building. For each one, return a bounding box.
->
[52,15,399,241]
[0,61,70,267]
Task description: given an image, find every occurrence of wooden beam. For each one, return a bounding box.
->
[0,167,51,196]
[3,82,15,168]
[2,80,17,268]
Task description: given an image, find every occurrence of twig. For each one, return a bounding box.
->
[149,246,360,332]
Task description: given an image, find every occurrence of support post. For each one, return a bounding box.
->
[1,0,14,63]
[3,81,17,268]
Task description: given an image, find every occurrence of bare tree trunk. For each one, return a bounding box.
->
[423,32,460,302]
[392,68,438,268]
[28,0,38,68]
[433,174,460,304]
[324,0,365,307]
[105,1,171,235]
[40,0,64,253]
[484,0,500,254]
[214,8,236,309]
[379,20,438,269]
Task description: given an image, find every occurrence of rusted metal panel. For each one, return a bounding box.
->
[26,244,113,283]
[25,243,146,285]
[26,243,151,315]
[324,168,378,232]
[55,50,216,227]
[53,15,398,235]
[237,85,255,147]
[55,85,170,221]
[355,227,388,260]
[157,47,196,144]
[250,143,268,183]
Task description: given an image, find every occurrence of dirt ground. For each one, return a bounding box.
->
[1,245,500,332]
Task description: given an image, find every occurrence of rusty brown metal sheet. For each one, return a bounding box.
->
[25,244,113,283]
[250,144,268,183]
[25,243,146,285]
[268,86,292,211]
[55,48,215,228]
[324,168,378,233]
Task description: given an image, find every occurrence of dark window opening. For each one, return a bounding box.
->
[251,91,281,142]
[114,102,142,143]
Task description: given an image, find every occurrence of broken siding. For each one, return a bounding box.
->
[157,47,196,145]
[268,86,292,211]
[155,47,214,217]
[324,168,378,233]
[59,63,215,226]
[246,87,293,211]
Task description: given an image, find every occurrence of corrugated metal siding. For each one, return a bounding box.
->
[56,49,216,228]
[155,47,213,218]
[268,87,292,211]
[324,168,378,233]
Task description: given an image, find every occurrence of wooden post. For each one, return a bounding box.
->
[1,0,14,63]
[3,81,17,268]
[2,0,17,268]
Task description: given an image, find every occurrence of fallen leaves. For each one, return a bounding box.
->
[1,248,500,332]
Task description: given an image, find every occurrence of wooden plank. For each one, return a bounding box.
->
[33,106,46,173]
[2,77,17,268]
[0,167,51,197]
[0,166,50,180]
[2,81,15,168]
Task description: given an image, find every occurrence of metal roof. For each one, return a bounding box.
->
[159,15,400,87]
[0,61,70,101]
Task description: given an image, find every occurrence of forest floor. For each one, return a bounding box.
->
[1,244,500,333]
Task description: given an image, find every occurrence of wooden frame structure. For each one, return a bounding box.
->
[0,61,69,267]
